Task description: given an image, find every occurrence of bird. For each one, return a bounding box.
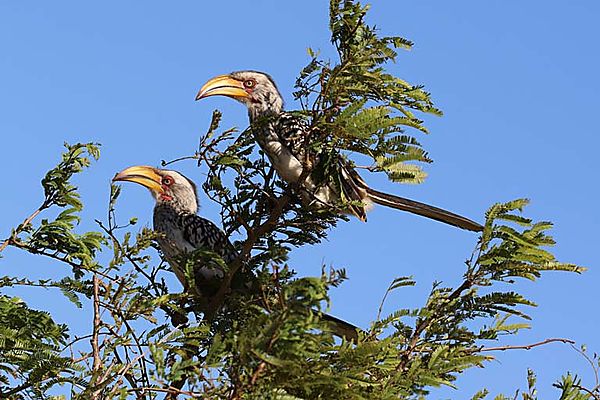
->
[113,165,237,296]
[195,71,483,232]
[112,165,360,341]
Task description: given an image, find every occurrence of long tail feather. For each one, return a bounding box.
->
[339,164,369,221]
[320,312,361,343]
[365,186,483,231]
[338,160,482,231]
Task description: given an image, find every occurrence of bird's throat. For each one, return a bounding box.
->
[160,193,173,202]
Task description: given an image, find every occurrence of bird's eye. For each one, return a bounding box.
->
[243,79,256,89]
[162,176,173,186]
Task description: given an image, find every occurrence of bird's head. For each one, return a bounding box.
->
[196,71,284,119]
[113,166,198,213]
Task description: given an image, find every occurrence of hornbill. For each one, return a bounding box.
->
[196,71,483,232]
[112,165,360,341]
[113,165,235,294]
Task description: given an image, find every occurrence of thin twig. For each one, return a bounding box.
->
[570,344,600,389]
[205,192,292,319]
[0,201,49,252]
[479,338,575,352]
[574,384,600,400]
[8,240,119,283]
[91,274,102,400]
[105,326,183,399]
[109,297,152,389]
[161,155,200,167]
[0,380,35,398]
[250,362,267,386]
[376,280,395,322]
[127,386,203,398]
[95,219,159,293]
[398,278,473,371]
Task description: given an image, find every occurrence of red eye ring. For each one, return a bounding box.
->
[161,176,173,186]
[243,79,256,89]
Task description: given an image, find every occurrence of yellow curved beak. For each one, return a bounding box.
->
[195,75,248,101]
[113,165,163,194]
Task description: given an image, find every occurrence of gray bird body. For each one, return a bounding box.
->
[255,112,340,210]
[154,203,237,288]
[197,71,483,231]
[112,166,237,293]
[113,165,360,341]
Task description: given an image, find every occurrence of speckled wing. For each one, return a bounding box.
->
[178,214,238,264]
[275,113,369,220]
[274,113,310,160]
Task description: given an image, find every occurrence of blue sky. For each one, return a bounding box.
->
[1,1,598,397]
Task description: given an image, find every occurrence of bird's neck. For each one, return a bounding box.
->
[154,200,196,217]
[247,95,284,122]
[153,202,196,239]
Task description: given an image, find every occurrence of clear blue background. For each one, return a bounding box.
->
[1,1,598,397]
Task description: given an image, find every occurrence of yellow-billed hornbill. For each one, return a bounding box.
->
[112,165,360,341]
[113,165,236,294]
[196,71,483,232]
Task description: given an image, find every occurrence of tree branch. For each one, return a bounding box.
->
[205,192,292,319]
[398,278,473,371]
[91,274,102,400]
[478,338,575,352]
[0,200,49,252]
[573,384,600,400]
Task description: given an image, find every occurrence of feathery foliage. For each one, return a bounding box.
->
[293,0,437,189]
[0,1,594,399]
[0,295,76,399]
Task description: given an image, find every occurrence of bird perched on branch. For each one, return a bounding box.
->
[113,165,236,295]
[113,165,360,341]
[196,71,483,232]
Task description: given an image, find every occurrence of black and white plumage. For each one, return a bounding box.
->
[113,165,237,293]
[113,165,361,340]
[196,71,483,232]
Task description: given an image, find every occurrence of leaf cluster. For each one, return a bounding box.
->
[5,143,105,278]
[0,295,76,399]
[197,111,342,269]
[0,1,593,399]
[293,0,439,188]
[471,369,595,400]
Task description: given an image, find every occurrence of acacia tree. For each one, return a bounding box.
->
[0,1,595,399]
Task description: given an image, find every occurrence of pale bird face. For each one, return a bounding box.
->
[155,170,197,205]
[196,70,284,116]
[113,166,198,212]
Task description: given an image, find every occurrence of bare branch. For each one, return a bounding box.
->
[128,386,203,398]
[91,274,103,400]
[574,384,600,400]
[105,326,183,399]
[0,201,50,252]
[570,344,600,389]
[478,338,575,352]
